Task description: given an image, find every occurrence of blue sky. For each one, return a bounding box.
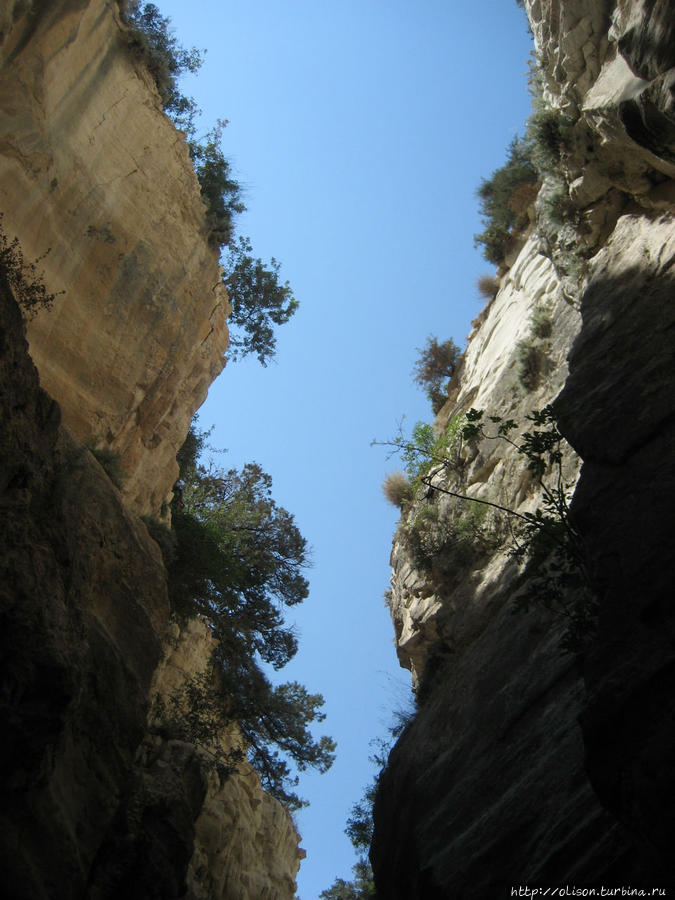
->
[153,1,533,895]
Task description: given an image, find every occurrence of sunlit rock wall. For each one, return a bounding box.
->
[0,0,230,518]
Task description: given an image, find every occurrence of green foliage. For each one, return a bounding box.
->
[402,500,490,576]
[412,335,461,413]
[527,107,575,176]
[189,122,246,248]
[88,446,125,489]
[516,339,547,391]
[124,6,297,364]
[0,214,61,317]
[382,470,414,510]
[516,306,553,391]
[165,423,335,809]
[473,136,539,265]
[152,668,244,779]
[397,414,466,487]
[124,1,202,134]
[462,406,597,652]
[319,859,375,900]
[223,236,298,365]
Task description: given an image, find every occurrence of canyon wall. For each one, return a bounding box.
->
[372,0,675,894]
[0,2,301,897]
[0,0,230,518]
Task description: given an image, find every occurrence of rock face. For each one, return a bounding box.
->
[0,261,301,900]
[557,212,675,879]
[152,621,304,900]
[371,0,675,894]
[0,0,230,518]
[0,2,302,897]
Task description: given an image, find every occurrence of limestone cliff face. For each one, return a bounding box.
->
[372,0,675,894]
[0,0,230,518]
[0,3,302,897]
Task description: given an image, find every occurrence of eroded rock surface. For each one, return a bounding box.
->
[0,0,230,518]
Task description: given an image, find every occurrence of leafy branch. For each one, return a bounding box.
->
[375,406,597,652]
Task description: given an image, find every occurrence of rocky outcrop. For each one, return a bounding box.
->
[0,0,230,518]
[372,0,675,894]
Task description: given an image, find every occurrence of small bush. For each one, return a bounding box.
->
[398,415,466,488]
[515,305,553,391]
[530,306,553,339]
[403,501,490,576]
[190,122,246,248]
[516,339,547,392]
[474,136,539,265]
[382,471,413,509]
[0,215,61,317]
[527,107,575,176]
[412,336,461,413]
[477,273,499,300]
[88,446,125,489]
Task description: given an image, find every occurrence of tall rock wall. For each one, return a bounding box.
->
[0,2,302,897]
[371,0,675,894]
[0,0,230,518]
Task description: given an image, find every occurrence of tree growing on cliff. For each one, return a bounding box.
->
[124,4,299,364]
[223,236,299,365]
[166,422,335,809]
[412,336,461,413]
[0,215,61,317]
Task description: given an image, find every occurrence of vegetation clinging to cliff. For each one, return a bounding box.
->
[164,422,335,809]
[380,407,596,653]
[224,237,299,366]
[0,215,61,317]
[124,2,299,364]
[124,1,202,134]
[412,335,461,413]
[473,136,539,265]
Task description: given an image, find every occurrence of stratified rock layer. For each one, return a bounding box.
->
[0,0,230,517]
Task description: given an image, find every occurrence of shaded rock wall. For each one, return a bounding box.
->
[0,228,301,900]
[152,620,304,900]
[0,0,230,518]
[0,272,172,898]
[557,213,675,879]
[371,0,675,894]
